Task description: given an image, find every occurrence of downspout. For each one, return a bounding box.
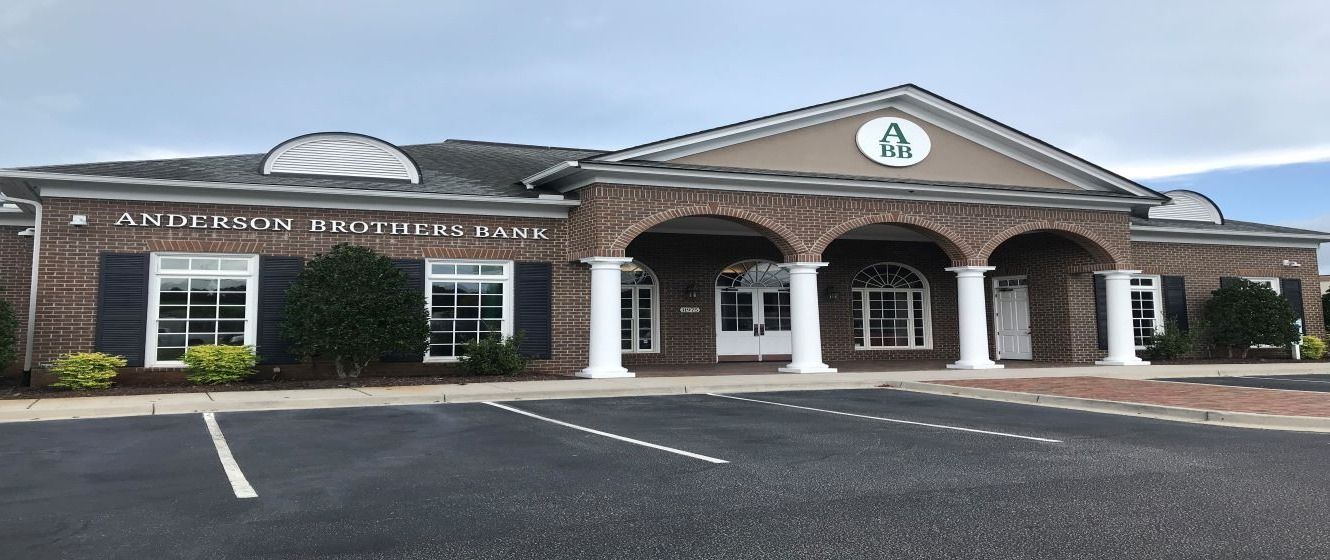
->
[1,189,42,387]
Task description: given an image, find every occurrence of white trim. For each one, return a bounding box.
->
[564,85,1158,198]
[851,262,933,351]
[423,259,515,363]
[263,133,421,184]
[0,171,578,219]
[545,163,1157,212]
[1131,226,1330,248]
[145,253,260,369]
[1129,274,1164,350]
[990,275,1031,360]
[620,260,661,355]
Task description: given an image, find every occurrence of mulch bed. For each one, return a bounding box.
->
[0,373,570,400]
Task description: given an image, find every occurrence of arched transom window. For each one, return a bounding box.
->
[852,263,931,349]
[716,260,789,288]
[621,261,658,353]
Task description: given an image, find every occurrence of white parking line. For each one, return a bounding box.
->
[707,393,1062,443]
[483,402,729,464]
[202,413,258,498]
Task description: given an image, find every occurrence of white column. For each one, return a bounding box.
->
[1095,269,1150,366]
[578,256,635,378]
[946,266,1004,370]
[778,262,837,374]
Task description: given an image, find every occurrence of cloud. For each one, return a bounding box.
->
[85,146,231,163]
[1115,144,1330,181]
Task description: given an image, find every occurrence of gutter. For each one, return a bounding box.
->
[0,188,41,386]
[520,161,579,189]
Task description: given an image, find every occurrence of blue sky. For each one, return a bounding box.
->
[2,1,1328,269]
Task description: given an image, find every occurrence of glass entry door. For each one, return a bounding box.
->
[715,260,793,362]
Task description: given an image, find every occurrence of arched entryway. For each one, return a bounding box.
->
[715,259,792,362]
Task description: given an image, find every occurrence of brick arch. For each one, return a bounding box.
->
[810,212,974,263]
[976,221,1128,266]
[607,205,809,261]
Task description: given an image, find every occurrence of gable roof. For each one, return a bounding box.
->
[575,83,1165,199]
[18,140,604,198]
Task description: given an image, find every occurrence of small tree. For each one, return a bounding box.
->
[1146,319,1193,361]
[1202,279,1300,358]
[282,244,429,378]
[0,297,17,372]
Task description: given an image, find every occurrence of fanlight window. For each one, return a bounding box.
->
[717,260,789,288]
[621,261,658,353]
[852,263,931,349]
[621,261,656,286]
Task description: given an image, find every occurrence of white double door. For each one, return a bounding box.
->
[992,276,1032,360]
[715,287,793,361]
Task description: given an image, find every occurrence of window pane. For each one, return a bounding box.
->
[431,280,506,358]
[220,259,249,272]
[191,258,220,271]
[480,265,504,275]
[160,258,189,270]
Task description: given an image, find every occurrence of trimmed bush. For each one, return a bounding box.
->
[459,334,528,376]
[282,244,429,378]
[0,298,17,371]
[1301,335,1327,360]
[183,345,259,385]
[49,352,125,390]
[1146,319,1193,361]
[1202,279,1301,358]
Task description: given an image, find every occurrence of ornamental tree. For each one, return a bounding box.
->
[1201,279,1300,358]
[282,244,429,378]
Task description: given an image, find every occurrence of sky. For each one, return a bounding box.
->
[2,1,1328,270]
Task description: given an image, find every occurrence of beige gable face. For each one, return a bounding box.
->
[669,107,1078,190]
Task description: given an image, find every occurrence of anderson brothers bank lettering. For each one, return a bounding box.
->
[113,212,550,239]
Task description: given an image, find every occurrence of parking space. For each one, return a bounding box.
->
[4,389,1330,558]
[1161,373,1330,393]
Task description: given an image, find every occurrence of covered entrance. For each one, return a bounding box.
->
[715,260,792,361]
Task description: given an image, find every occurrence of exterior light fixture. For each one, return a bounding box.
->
[17,228,34,237]
[1282,259,1302,268]
[824,286,840,301]
[69,214,88,226]
[683,283,699,299]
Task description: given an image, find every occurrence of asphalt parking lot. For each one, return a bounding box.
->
[4,389,1330,559]
[1161,373,1330,393]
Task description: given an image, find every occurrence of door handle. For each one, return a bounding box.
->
[753,324,766,336]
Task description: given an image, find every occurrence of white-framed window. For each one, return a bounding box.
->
[852,263,931,349]
[620,261,659,353]
[147,253,259,367]
[1129,275,1164,349]
[426,260,513,361]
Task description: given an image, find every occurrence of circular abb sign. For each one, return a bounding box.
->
[855,117,932,167]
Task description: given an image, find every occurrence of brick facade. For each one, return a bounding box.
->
[0,226,33,376]
[3,183,1323,384]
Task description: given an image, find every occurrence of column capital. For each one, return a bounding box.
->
[778,261,829,273]
[944,265,996,277]
[1093,269,1143,279]
[579,256,634,269]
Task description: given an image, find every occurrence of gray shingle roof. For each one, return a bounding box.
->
[1131,216,1330,237]
[19,140,605,198]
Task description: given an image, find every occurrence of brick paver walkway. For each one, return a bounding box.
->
[937,377,1330,418]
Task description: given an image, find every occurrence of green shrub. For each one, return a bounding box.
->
[1202,279,1301,358]
[183,345,258,384]
[1146,319,1193,361]
[49,352,125,390]
[0,298,17,371]
[1300,335,1327,360]
[283,244,429,378]
[459,334,528,376]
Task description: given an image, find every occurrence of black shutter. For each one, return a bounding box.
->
[1281,278,1305,333]
[513,261,553,359]
[381,259,426,363]
[1220,277,1240,288]
[257,256,304,365]
[1161,276,1189,332]
[1093,274,1108,350]
[94,253,149,367]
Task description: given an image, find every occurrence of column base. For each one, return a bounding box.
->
[576,367,635,379]
[947,362,1005,370]
[1094,358,1150,366]
[778,364,838,374]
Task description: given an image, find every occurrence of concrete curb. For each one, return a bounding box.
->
[885,380,1330,433]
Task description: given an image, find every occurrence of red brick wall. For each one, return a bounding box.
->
[989,233,1100,362]
[0,226,33,377]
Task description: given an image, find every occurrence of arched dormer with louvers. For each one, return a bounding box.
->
[260,132,422,183]
[1147,189,1223,224]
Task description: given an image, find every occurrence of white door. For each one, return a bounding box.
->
[716,287,792,361]
[992,276,1032,360]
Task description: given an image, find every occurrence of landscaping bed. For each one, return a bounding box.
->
[0,372,569,400]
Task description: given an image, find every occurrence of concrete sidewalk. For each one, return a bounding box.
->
[1,361,1326,423]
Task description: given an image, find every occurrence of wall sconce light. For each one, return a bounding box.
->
[1282,259,1302,268]
[17,228,34,237]
[824,286,840,301]
[69,214,88,227]
[683,283,699,299]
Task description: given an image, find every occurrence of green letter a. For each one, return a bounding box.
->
[879,122,910,145]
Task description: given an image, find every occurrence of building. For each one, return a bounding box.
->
[1,84,1326,384]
